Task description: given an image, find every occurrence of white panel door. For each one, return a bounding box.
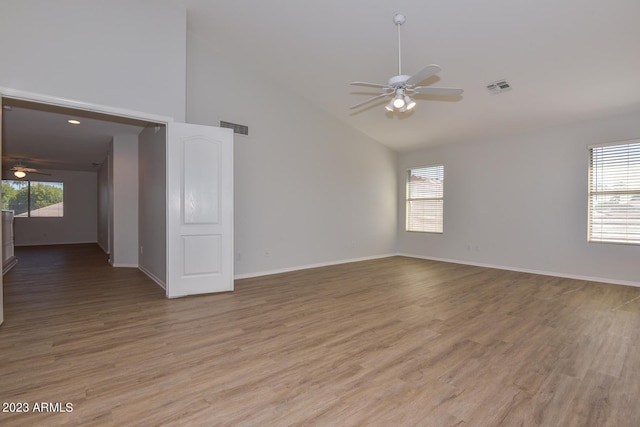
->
[166,123,233,298]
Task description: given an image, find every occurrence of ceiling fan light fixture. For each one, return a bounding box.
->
[393,94,405,109]
[405,95,416,110]
[385,101,394,112]
[14,170,26,179]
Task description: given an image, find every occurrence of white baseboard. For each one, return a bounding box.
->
[139,265,166,290]
[234,253,396,280]
[2,256,17,275]
[15,240,97,247]
[97,241,109,255]
[397,253,640,288]
[111,263,138,268]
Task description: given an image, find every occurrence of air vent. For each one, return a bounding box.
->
[220,121,249,136]
[486,79,512,94]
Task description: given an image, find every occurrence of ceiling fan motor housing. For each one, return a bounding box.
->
[388,75,411,87]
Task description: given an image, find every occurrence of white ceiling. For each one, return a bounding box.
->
[180,0,640,151]
[2,100,147,173]
[3,0,640,173]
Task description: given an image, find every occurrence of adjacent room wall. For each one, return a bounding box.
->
[138,124,167,287]
[97,157,110,253]
[186,32,398,277]
[397,109,640,286]
[0,0,186,121]
[109,135,139,267]
[3,169,97,246]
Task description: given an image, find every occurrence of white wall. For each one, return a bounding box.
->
[109,135,139,267]
[3,169,97,246]
[186,33,397,277]
[138,125,166,286]
[397,109,640,286]
[97,157,110,253]
[0,0,186,121]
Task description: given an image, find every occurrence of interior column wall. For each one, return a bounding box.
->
[110,135,139,267]
[138,125,167,286]
[97,156,110,253]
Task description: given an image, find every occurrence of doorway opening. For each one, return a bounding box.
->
[1,96,168,298]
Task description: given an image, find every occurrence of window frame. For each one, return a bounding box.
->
[406,164,444,233]
[1,179,64,218]
[587,140,640,245]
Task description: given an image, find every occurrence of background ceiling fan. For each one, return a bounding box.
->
[350,13,463,113]
[10,159,51,178]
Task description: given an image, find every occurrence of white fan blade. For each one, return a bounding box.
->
[349,93,390,109]
[406,64,441,86]
[350,82,390,89]
[413,87,463,96]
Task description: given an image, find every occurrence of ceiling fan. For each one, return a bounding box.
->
[350,13,463,112]
[10,159,51,179]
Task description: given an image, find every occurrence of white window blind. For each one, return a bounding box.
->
[588,141,640,245]
[406,165,444,233]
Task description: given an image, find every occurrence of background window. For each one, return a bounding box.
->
[406,165,444,233]
[2,180,64,218]
[588,141,640,244]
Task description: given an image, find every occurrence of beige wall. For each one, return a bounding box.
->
[187,32,398,277]
[0,0,186,121]
[397,109,640,286]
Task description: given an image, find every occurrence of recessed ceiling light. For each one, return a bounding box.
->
[68,119,81,125]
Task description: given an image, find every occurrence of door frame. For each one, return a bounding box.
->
[0,87,172,125]
[0,87,174,322]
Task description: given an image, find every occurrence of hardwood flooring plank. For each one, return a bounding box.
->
[1,245,640,426]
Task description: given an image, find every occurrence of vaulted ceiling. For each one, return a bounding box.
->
[3,0,640,174]
[180,0,640,151]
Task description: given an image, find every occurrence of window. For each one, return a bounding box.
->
[406,165,444,233]
[1,180,64,218]
[588,141,640,244]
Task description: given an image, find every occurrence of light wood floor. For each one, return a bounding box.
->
[1,244,640,426]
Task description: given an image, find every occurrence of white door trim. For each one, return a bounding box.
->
[0,87,173,125]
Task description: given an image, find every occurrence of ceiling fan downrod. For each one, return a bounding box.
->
[394,14,406,76]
